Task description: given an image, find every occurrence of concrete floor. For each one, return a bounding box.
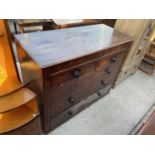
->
[49,70,155,135]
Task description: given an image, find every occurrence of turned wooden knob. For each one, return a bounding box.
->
[73,69,81,78]
[97,92,102,96]
[105,68,111,74]
[101,80,106,86]
[111,56,117,63]
[68,97,75,104]
[67,110,73,116]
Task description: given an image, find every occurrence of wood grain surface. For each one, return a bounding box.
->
[15,24,132,68]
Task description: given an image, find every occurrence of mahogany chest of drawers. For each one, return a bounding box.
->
[15,24,132,133]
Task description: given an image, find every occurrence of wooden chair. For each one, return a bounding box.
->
[14,19,54,33]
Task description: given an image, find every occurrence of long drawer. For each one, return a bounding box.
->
[48,51,126,118]
[50,85,112,131]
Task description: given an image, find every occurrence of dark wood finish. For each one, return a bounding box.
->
[15,24,132,133]
[98,19,116,27]
[138,110,155,135]
[13,20,18,34]
[15,24,132,68]
[52,19,116,29]
[15,19,54,33]
[47,50,125,88]
[49,51,126,118]
[51,19,100,29]
[50,85,112,130]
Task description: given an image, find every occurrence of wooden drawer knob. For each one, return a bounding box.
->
[67,110,73,116]
[73,69,81,78]
[111,56,117,63]
[97,92,102,96]
[101,80,106,87]
[68,97,76,104]
[105,68,111,74]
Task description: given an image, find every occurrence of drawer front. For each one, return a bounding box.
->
[48,51,126,118]
[104,51,127,84]
[47,56,109,89]
[50,85,112,131]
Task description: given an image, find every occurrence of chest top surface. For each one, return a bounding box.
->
[15,24,132,68]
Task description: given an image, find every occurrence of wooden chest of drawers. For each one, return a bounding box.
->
[15,24,132,133]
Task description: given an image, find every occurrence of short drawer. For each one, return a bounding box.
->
[50,84,112,131]
[47,57,108,88]
[103,51,127,84]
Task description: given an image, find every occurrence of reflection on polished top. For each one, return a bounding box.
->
[15,24,132,68]
[53,19,84,25]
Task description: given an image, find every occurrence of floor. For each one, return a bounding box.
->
[49,70,155,135]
